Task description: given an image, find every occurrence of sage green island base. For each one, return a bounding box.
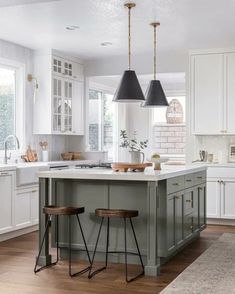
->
[37,166,206,276]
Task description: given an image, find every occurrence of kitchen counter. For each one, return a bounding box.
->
[37,164,207,277]
[37,164,206,181]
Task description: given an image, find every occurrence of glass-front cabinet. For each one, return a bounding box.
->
[33,50,84,135]
[53,78,73,133]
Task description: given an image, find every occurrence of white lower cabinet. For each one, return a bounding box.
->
[15,185,39,228]
[207,175,235,219]
[0,171,15,234]
[206,179,221,218]
[220,180,235,219]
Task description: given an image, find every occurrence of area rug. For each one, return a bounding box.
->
[161,233,235,294]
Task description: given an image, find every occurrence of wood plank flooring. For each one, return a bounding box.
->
[0,225,234,294]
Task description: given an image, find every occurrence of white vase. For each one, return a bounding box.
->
[129,151,145,163]
[42,150,48,162]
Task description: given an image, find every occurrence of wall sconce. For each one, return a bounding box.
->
[27,74,39,104]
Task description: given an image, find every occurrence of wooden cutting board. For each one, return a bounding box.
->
[111,162,152,172]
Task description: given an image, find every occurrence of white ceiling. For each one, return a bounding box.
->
[0,0,61,7]
[0,0,235,59]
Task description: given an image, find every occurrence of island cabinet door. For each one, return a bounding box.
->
[183,188,194,239]
[175,192,184,247]
[166,194,176,254]
[198,183,207,229]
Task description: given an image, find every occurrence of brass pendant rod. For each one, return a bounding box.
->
[150,22,160,80]
[124,3,136,70]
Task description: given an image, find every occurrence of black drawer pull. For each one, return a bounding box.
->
[186,179,192,182]
[197,176,203,179]
[172,183,179,186]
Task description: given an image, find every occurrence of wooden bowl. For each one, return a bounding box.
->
[61,152,73,160]
[72,152,82,160]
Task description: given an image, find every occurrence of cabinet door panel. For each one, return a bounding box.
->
[221,180,235,219]
[206,180,220,218]
[184,214,193,239]
[199,184,206,228]
[15,192,31,227]
[192,54,224,134]
[167,194,175,252]
[175,193,184,246]
[31,189,39,224]
[0,174,13,232]
[184,189,194,215]
[225,53,235,134]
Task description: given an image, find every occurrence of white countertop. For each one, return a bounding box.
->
[0,160,96,171]
[37,165,207,182]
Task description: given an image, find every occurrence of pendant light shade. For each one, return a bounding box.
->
[142,22,168,107]
[114,70,145,102]
[113,3,145,103]
[144,80,168,107]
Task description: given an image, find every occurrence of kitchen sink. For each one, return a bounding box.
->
[16,163,49,186]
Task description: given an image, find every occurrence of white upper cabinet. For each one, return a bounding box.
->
[225,53,235,134]
[33,50,84,135]
[190,50,235,135]
[190,53,224,134]
[52,56,84,81]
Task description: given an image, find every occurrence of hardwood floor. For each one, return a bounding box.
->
[0,225,234,294]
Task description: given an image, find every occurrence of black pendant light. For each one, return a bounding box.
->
[113,3,145,103]
[142,22,169,107]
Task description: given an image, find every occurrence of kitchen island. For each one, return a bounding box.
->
[37,165,207,276]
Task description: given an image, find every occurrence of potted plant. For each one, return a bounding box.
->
[120,130,148,163]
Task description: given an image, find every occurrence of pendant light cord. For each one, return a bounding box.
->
[128,6,131,70]
[151,22,160,80]
[154,24,156,80]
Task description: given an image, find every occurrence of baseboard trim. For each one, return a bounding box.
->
[0,225,38,242]
[207,218,235,226]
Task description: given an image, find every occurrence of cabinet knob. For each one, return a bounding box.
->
[190,225,193,230]
[175,196,181,199]
[172,183,179,186]
[186,199,192,203]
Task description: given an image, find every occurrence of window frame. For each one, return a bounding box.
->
[87,81,117,160]
[0,57,25,156]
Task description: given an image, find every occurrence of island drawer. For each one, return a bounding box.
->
[194,171,206,185]
[184,174,194,188]
[167,176,185,194]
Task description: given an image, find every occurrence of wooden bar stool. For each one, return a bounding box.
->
[34,205,91,277]
[88,208,144,283]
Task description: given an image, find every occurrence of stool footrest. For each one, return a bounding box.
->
[34,261,58,274]
[70,265,91,277]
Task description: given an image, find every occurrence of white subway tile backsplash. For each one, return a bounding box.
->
[153,125,186,155]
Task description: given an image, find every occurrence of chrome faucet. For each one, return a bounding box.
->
[4,135,20,164]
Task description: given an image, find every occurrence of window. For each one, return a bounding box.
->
[0,59,24,152]
[152,95,186,157]
[88,89,115,160]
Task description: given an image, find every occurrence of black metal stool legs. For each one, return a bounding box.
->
[34,213,91,277]
[124,218,145,282]
[88,217,106,278]
[34,215,58,273]
[88,216,144,282]
[68,214,91,277]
